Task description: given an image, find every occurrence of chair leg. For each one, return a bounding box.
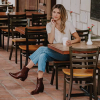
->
[50,67,55,85]
[9,42,14,60]
[63,74,66,100]
[89,84,92,100]
[2,31,4,49]
[68,77,72,100]
[25,52,28,66]
[56,65,58,89]
[6,33,9,52]
[20,49,22,69]
[15,43,17,64]
[98,69,100,94]
[93,77,98,100]
[46,62,49,73]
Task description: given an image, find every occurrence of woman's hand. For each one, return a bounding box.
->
[51,19,56,27]
[66,40,72,46]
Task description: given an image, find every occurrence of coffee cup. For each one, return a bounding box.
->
[62,37,68,46]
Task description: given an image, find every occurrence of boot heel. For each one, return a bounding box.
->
[40,88,44,92]
[20,78,26,81]
[40,90,44,92]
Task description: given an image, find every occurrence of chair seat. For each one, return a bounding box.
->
[0,18,8,20]
[19,45,43,51]
[12,38,36,42]
[2,29,16,32]
[53,61,70,64]
[0,25,8,29]
[62,69,93,77]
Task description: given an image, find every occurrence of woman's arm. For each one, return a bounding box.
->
[66,32,81,46]
[71,32,81,44]
[48,19,56,44]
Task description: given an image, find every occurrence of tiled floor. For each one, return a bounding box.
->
[0,37,98,100]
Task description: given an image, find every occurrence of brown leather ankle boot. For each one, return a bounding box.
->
[9,66,29,81]
[9,66,26,76]
[30,78,44,95]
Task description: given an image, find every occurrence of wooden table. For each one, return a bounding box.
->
[0,12,44,18]
[48,41,100,96]
[15,26,46,34]
[48,41,100,54]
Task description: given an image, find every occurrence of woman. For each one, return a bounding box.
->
[9,4,81,95]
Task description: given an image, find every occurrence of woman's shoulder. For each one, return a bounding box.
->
[65,21,72,26]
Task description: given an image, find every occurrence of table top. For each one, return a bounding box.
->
[48,41,100,54]
[15,26,46,35]
[0,12,44,17]
[0,4,13,6]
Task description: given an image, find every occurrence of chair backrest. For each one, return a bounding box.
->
[25,28,47,47]
[8,14,27,38]
[41,19,50,26]
[24,9,38,12]
[32,14,47,26]
[0,18,8,26]
[69,46,99,77]
[0,4,13,12]
[72,29,89,41]
[24,9,45,14]
[77,29,89,41]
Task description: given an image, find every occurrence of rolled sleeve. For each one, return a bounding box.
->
[69,22,76,34]
[46,22,51,34]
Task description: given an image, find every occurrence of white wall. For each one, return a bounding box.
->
[8,0,15,7]
[56,0,100,36]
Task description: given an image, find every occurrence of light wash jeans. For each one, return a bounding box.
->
[29,46,69,72]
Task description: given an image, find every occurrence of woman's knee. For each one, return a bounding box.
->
[39,53,48,60]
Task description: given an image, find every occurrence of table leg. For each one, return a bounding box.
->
[98,69,100,95]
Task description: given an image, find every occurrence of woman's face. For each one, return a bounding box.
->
[52,8,61,21]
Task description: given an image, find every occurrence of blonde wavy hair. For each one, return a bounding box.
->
[52,4,68,34]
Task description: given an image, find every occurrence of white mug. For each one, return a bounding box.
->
[62,37,68,46]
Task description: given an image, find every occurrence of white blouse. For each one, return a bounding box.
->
[46,21,76,43]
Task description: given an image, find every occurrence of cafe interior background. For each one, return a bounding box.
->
[2,0,99,36]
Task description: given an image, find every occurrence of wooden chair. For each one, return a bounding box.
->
[19,28,47,69]
[32,14,47,26]
[0,4,13,12]
[0,18,8,48]
[24,9,45,25]
[63,46,99,100]
[50,29,89,89]
[2,14,26,51]
[9,18,28,64]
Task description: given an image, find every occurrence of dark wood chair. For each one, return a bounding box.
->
[24,9,45,25]
[2,14,26,51]
[63,46,99,100]
[19,28,47,69]
[9,18,28,64]
[0,18,8,48]
[50,29,89,89]
[0,4,13,12]
[32,14,47,26]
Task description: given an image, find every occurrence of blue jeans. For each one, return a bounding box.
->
[29,46,69,72]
